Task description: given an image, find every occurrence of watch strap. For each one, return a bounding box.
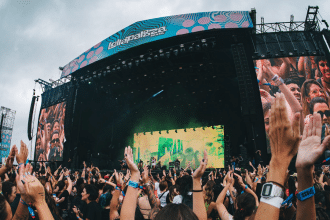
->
[261,196,284,209]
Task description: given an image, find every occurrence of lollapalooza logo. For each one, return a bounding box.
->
[108,26,167,50]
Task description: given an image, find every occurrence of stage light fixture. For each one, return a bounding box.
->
[189,46,194,52]
[159,49,163,53]
[202,43,208,48]
[112,67,116,72]
[128,62,132,68]
[135,60,139,66]
[289,52,293,56]
[147,57,152,62]
[180,47,186,53]
[160,53,165,58]
[123,64,127,69]
[117,66,121,71]
[154,55,159,60]
[141,58,146,63]
[195,44,201,51]
[173,49,179,56]
[165,52,170,58]
[201,39,207,43]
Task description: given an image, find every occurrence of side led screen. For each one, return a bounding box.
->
[34,102,66,162]
[255,56,329,152]
[134,125,224,169]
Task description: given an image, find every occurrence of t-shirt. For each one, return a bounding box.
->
[83,201,102,220]
[154,182,160,194]
[173,192,193,209]
[58,190,69,210]
[158,191,169,207]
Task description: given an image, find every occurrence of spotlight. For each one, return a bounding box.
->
[159,49,163,53]
[135,60,139,66]
[128,62,132,68]
[147,57,152,62]
[141,58,146,63]
[202,43,208,48]
[117,66,121,70]
[195,44,201,51]
[201,39,207,43]
[112,67,116,72]
[154,55,159,60]
[180,47,186,53]
[189,46,194,52]
[173,49,179,56]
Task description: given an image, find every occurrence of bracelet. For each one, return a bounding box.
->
[18,163,24,169]
[20,198,36,218]
[245,185,248,189]
[115,186,121,191]
[260,196,284,209]
[254,178,259,182]
[268,181,285,190]
[128,180,139,189]
[192,189,203,192]
[297,186,315,201]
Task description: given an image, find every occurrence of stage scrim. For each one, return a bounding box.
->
[134,125,224,169]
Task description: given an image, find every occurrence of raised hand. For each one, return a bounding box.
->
[124,146,139,176]
[269,93,300,166]
[142,165,149,184]
[15,141,28,164]
[192,150,208,179]
[233,173,244,186]
[5,145,16,170]
[22,175,46,205]
[296,113,330,169]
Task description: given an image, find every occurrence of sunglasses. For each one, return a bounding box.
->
[51,138,60,143]
[317,110,330,118]
[319,63,330,68]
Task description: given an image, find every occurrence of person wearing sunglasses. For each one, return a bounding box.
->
[49,131,62,161]
[309,97,330,125]
[315,56,330,96]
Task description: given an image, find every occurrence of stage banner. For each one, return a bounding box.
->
[0,107,16,159]
[61,11,253,78]
[133,125,225,169]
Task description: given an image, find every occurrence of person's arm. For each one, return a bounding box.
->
[23,175,54,220]
[234,173,259,207]
[295,113,330,220]
[278,57,291,79]
[245,170,253,189]
[255,93,301,220]
[65,171,73,195]
[120,146,140,220]
[192,150,208,220]
[109,190,120,220]
[216,171,234,220]
[142,165,160,220]
[0,146,16,176]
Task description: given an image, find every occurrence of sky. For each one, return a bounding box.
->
[1,0,330,161]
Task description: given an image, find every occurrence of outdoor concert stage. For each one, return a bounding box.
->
[30,8,330,170]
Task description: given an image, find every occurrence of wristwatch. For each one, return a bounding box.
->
[261,182,284,198]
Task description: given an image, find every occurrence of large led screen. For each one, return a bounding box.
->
[255,56,329,152]
[34,102,66,161]
[134,125,224,169]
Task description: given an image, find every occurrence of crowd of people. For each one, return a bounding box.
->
[1,93,330,219]
[0,56,330,219]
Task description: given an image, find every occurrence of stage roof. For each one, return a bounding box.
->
[60,11,253,78]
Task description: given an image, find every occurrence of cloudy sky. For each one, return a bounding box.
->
[1,0,330,160]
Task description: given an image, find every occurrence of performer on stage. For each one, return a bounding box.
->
[138,159,143,170]
[151,157,156,170]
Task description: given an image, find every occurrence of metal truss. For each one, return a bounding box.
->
[256,6,321,34]
[35,75,72,92]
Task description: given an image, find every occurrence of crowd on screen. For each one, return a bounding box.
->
[1,56,330,220]
[35,102,66,162]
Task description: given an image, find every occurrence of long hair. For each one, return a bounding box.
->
[233,193,256,220]
[301,79,329,118]
[204,180,215,205]
[154,203,198,220]
[0,194,9,220]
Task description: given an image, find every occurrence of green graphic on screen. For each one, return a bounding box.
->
[133,125,224,169]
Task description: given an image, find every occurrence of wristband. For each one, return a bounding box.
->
[254,178,259,182]
[245,185,248,189]
[18,163,24,169]
[260,196,284,209]
[174,174,176,176]
[297,186,315,201]
[128,180,139,189]
[192,189,203,192]
[20,198,36,218]
[281,193,294,207]
[115,186,121,191]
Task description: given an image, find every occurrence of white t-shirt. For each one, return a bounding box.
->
[172,192,192,204]
[158,191,169,207]
[154,182,161,194]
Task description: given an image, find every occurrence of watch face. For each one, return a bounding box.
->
[262,184,272,196]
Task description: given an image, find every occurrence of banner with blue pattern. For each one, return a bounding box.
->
[61,11,253,78]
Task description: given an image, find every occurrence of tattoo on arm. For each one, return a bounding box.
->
[145,185,160,219]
